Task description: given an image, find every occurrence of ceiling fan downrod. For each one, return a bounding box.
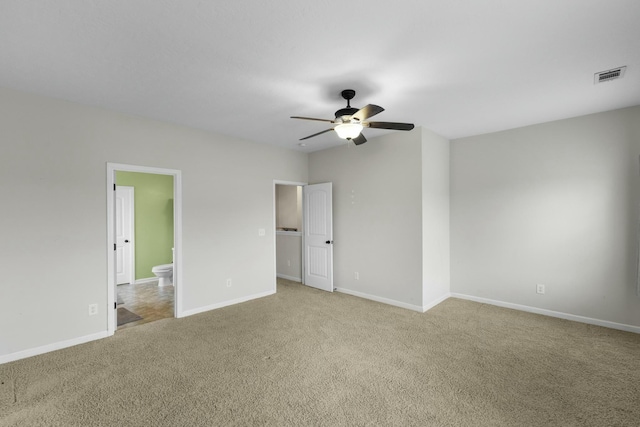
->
[341,89,356,107]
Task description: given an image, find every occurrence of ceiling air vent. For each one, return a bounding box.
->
[594,66,626,84]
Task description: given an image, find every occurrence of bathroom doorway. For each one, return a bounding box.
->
[107,163,183,334]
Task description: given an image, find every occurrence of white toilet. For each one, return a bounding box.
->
[151,248,174,287]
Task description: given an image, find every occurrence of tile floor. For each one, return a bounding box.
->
[116,281,174,330]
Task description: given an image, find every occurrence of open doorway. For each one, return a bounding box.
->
[273,180,334,293]
[275,183,304,284]
[115,171,174,329]
[107,163,182,334]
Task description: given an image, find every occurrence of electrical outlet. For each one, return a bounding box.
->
[287,260,291,267]
[355,272,359,280]
[536,284,545,295]
[226,278,232,287]
[258,228,266,237]
[88,304,98,316]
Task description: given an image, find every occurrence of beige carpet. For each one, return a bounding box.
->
[1,279,639,426]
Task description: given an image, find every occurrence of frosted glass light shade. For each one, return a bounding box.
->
[334,123,363,139]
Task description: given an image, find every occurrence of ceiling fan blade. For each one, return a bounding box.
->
[300,128,334,140]
[291,116,335,123]
[366,121,415,131]
[352,104,384,122]
[351,133,367,145]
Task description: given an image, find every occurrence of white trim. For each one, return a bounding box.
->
[335,287,425,313]
[107,162,183,334]
[277,274,302,282]
[134,277,158,285]
[179,289,275,318]
[107,167,116,333]
[451,293,640,334]
[273,180,308,186]
[423,292,451,312]
[0,331,111,365]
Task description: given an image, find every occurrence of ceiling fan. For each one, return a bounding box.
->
[291,89,415,145]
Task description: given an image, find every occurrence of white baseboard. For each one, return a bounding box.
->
[1,289,276,364]
[277,274,302,282]
[0,330,111,365]
[134,277,157,285]
[335,287,427,313]
[179,289,276,318]
[451,293,640,334]
[423,292,451,312]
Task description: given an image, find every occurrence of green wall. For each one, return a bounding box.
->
[116,171,174,280]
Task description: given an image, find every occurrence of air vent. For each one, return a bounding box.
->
[594,66,626,84]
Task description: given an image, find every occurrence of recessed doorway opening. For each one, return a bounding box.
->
[273,180,334,293]
[107,163,183,334]
[275,182,304,284]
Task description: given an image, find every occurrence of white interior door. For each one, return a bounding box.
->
[115,186,134,285]
[303,183,333,292]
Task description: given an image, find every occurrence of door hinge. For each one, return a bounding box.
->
[113,183,116,191]
[114,243,116,251]
[114,302,117,309]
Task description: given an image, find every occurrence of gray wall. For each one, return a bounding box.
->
[0,87,308,359]
[451,106,640,327]
[309,130,424,308]
[421,128,451,307]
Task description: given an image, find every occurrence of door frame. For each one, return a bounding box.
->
[273,180,307,292]
[106,163,183,334]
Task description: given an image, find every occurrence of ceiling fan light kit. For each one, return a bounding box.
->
[291,89,415,146]
[334,122,363,139]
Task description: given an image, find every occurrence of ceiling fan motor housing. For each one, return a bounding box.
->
[336,89,359,121]
[335,107,359,121]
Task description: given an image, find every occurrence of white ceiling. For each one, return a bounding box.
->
[1,1,639,152]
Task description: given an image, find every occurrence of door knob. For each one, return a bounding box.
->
[125,240,129,243]
[325,240,333,244]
